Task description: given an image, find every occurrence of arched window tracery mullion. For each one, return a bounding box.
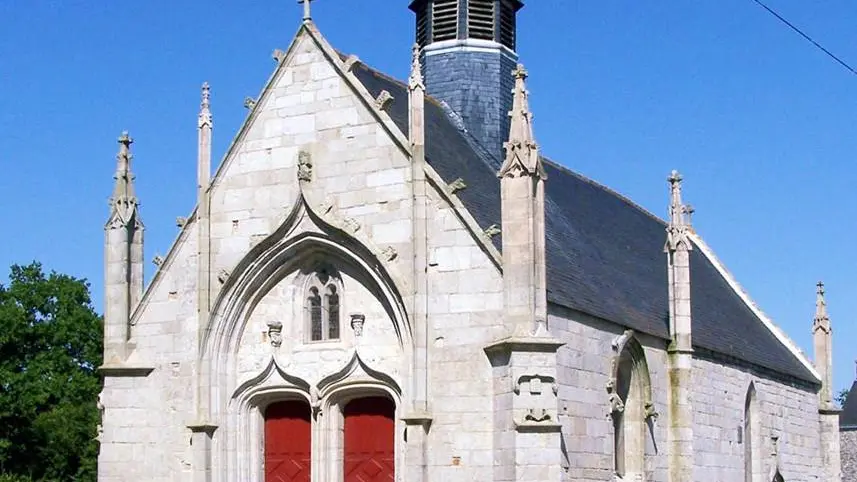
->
[304,265,342,342]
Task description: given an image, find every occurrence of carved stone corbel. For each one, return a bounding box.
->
[343,217,361,233]
[381,246,398,261]
[343,55,360,72]
[484,225,501,238]
[375,90,394,111]
[448,178,467,194]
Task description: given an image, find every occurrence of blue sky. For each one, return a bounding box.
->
[0,1,854,392]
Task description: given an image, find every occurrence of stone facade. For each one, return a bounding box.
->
[96,7,838,482]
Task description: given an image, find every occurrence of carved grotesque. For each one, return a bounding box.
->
[609,392,626,417]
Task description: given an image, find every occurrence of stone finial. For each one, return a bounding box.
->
[664,170,693,252]
[408,43,424,90]
[298,0,313,22]
[108,131,139,226]
[198,82,212,129]
[813,281,831,333]
[497,64,544,179]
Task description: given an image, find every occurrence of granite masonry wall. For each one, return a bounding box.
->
[551,306,824,482]
[844,430,857,482]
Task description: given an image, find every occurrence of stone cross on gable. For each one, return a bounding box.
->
[298,0,313,21]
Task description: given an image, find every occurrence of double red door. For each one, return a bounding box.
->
[343,397,395,482]
[264,397,395,482]
[265,401,312,482]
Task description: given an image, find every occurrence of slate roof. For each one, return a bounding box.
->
[842,380,857,428]
[348,60,818,384]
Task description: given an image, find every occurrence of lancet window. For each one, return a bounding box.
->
[744,382,762,482]
[304,265,342,342]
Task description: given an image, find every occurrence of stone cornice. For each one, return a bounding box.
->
[98,363,155,377]
[483,335,564,355]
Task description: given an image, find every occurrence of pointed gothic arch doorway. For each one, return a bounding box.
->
[343,396,395,481]
[265,400,312,482]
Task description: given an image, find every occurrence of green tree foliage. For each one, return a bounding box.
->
[837,388,849,408]
[0,263,102,481]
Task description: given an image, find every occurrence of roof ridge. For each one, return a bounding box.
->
[689,231,821,382]
[540,157,668,227]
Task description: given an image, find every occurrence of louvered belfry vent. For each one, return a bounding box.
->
[499,1,516,49]
[468,0,495,41]
[416,6,429,46]
[432,0,459,42]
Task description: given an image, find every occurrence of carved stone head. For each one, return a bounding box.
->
[350,314,365,337]
[267,321,283,348]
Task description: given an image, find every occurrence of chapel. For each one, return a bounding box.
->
[96,1,842,481]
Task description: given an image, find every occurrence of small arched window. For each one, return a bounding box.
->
[304,265,342,342]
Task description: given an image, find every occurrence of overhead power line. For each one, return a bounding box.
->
[749,0,857,77]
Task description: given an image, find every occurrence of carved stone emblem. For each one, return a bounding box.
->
[350,313,366,337]
[525,408,552,423]
[267,321,283,348]
[297,151,313,182]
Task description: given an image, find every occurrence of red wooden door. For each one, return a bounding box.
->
[265,400,312,482]
[343,397,395,482]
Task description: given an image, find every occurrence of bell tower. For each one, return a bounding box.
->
[409,0,523,160]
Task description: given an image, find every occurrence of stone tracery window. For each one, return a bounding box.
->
[304,265,342,342]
